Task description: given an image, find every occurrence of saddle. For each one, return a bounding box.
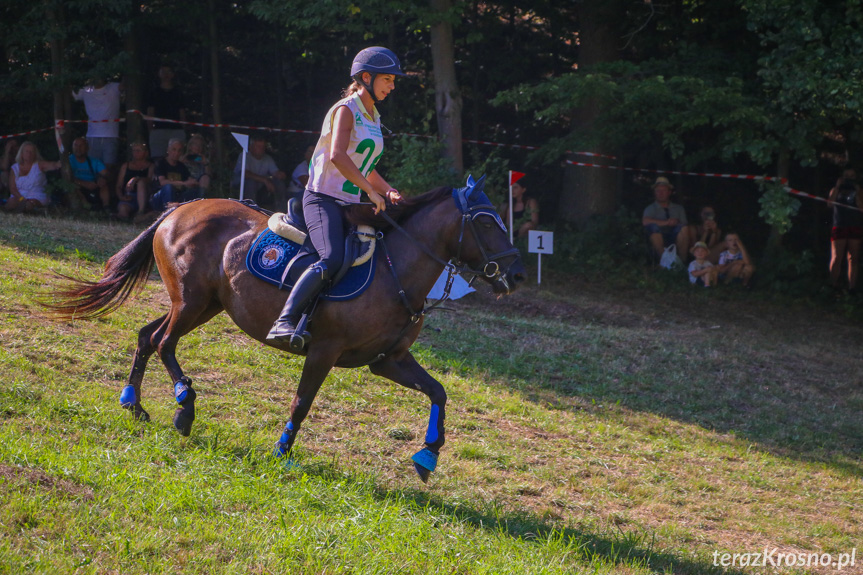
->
[245,198,378,301]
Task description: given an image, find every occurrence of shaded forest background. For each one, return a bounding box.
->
[3,0,863,276]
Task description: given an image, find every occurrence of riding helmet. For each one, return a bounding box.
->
[350,47,406,78]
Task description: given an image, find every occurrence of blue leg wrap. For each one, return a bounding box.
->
[174,377,192,405]
[425,404,440,444]
[273,421,296,458]
[119,385,137,408]
[411,448,438,473]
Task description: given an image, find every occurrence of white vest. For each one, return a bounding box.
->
[307,94,384,203]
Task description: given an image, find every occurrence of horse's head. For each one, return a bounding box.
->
[450,174,526,294]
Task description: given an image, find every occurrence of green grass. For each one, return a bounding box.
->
[0,211,861,574]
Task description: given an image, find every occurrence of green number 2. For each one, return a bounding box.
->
[341,138,380,196]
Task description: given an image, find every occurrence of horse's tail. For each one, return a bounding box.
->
[43,209,177,320]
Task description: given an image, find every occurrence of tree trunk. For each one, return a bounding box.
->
[46,3,71,175]
[208,0,224,175]
[765,147,792,257]
[429,0,463,174]
[124,14,144,147]
[559,1,622,227]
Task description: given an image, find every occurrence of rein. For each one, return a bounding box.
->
[366,200,520,364]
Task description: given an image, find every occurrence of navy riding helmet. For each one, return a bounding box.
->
[351,47,406,102]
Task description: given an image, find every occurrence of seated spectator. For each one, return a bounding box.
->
[643,176,690,260]
[286,144,315,202]
[4,141,61,213]
[498,179,539,239]
[688,241,718,287]
[688,205,724,263]
[183,134,211,196]
[1,138,21,200]
[717,232,755,287]
[115,142,155,221]
[150,139,200,212]
[231,136,287,210]
[827,167,863,292]
[69,137,111,211]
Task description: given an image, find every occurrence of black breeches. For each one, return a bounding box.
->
[303,191,346,272]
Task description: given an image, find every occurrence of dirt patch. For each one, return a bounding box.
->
[0,463,94,500]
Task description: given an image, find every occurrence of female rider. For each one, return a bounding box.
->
[267,47,405,349]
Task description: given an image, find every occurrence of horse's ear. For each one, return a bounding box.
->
[472,174,487,197]
[466,174,476,189]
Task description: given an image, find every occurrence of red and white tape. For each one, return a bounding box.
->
[127,109,319,135]
[565,160,789,184]
[0,127,54,141]
[567,159,863,212]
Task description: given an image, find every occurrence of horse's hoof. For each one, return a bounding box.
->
[411,448,438,483]
[134,406,150,422]
[173,405,195,436]
[413,462,432,483]
[119,385,137,408]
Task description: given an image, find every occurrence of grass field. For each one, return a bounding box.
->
[0,211,861,574]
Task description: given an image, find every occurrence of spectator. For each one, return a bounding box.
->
[150,139,200,212]
[688,241,718,287]
[146,65,187,159]
[717,232,755,287]
[1,138,21,200]
[4,141,61,213]
[183,134,210,196]
[643,176,690,260]
[231,136,287,210]
[688,205,724,263]
[498,179,539,239]
[827,167,863,292]
[69,137,111,211]
[286,144,315,201]
[116,142,155,221]
[72,78,123,176]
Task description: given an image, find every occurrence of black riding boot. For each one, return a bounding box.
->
[266,262,329,349]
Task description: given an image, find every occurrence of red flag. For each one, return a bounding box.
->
[509,171,526,185]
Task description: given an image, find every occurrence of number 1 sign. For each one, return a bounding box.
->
[527,230,553,285]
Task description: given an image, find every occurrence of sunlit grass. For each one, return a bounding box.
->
[1,211,861,574]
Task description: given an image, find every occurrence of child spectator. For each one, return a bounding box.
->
[717,232,755,287]
[115,142,155,221]
[183,134,210,196]
[688,241,718,287]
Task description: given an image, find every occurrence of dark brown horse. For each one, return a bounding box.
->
[47,178,525,481]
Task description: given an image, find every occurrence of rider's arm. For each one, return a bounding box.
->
[330,106,385,211]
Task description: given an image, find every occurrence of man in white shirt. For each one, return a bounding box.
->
[231,136,287,210]
[72,79,123,173]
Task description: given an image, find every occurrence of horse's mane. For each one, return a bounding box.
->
[345,186,452,229]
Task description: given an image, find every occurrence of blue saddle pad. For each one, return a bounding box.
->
[245,229,375,301]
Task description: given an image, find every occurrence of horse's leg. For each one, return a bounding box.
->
[273,343,342,461]
[368,352,447,483]
[151,300,224,436]
[119,314,168,422]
